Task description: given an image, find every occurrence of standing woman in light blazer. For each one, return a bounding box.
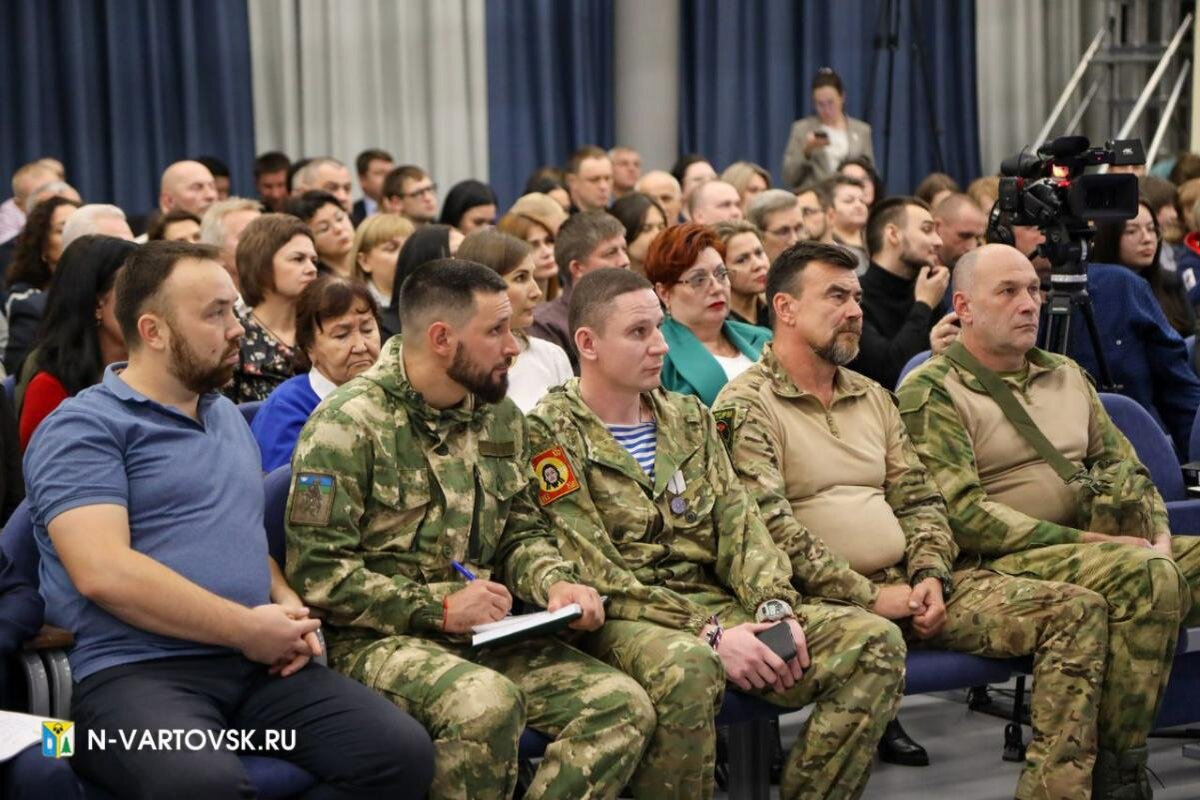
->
[782,68,876,190]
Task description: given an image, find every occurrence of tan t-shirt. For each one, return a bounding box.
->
[942,360,1101,526]
[754,370,908,575]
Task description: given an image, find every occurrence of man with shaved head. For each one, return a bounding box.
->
[687,179,743,225]
[932,193,986,269]
[0,161,59,244]
[635,170,683,224]
[899,244,1200,798]
[159,160,218,217]
[292,157,353,213]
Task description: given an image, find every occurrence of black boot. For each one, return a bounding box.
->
[1093,747,1153,800]
[877,718,930,766]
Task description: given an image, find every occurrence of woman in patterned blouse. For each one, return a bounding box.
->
[225,214,319,402]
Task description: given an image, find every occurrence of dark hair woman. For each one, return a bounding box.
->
[379,224,464,337]
[250,275,381,471]
[781,67,876,190]
[1093,196,1196,338]
[609,192,668,276]
[5,196,80,374]
[18,235,136,448]
[438,180,499,236]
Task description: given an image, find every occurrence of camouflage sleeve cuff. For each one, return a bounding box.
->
[412,600,447,634]
[905,555,955,586]
[1035,521,1085,547]
[538,565,581,604]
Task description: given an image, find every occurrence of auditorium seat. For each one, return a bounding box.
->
[238,400,264,426]
[895,349,932,390]
[1189,403,1200,462]
[1099,392,1200,532]
[0,500,318,799]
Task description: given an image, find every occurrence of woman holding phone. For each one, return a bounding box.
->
[781,67,876,190]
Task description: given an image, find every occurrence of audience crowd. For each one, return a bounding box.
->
[5,63,1200,800]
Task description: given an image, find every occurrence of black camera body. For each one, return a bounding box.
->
[996,136,1142,270]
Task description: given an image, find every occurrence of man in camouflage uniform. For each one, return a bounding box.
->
[713,241,1107,799]
[526,268,905,800]
[899,243,1200,799]
[286,260,655,800]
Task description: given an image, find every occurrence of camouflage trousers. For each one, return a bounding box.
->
[582,595,905,800]
[986,536,1200,754]
[328,632,655,800]
[874,566,1107,800]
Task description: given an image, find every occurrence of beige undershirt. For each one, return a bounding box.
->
[763,374,907,575]
[943,363,1098,526]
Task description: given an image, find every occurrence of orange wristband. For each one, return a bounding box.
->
[442,597,450,631]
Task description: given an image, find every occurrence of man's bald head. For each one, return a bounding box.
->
[11,163,56,206]
[934,193,987,268]
[953,243,1034,298]
[688,179,743,224]
[160,160,218,216]
[636,170,683,224]
[953,244,1043,362]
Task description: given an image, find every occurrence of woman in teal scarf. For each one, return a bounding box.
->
[645,223,771,405]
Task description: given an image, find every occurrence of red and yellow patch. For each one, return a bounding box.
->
[531,445,580,505]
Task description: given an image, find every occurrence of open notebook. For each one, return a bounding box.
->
[470,603,583,647]
[0,710,68,762]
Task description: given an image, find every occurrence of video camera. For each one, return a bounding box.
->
[995,136,1143,268]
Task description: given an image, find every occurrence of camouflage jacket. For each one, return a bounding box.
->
[285,337,580,638]
[713,345,957,610]
[526,380,801,634]
[897,346,1169,556]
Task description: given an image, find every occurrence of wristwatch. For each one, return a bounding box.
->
[755,599,794,623]
[911,569,953,600]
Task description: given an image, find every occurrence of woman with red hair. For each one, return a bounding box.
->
[645,223,771,405]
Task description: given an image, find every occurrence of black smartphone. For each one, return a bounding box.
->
[813,130,830,141]
[755,620,797,663]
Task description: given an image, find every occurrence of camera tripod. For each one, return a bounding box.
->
[1040,265,1119,392]
[864,0,946,178]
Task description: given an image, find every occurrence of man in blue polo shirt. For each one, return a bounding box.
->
[24,240,433,799]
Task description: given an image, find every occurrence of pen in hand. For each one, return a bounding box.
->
[451,561,477,581]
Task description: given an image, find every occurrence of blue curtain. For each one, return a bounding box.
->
[0,0,256,214]
[485,0,614,208]
[679,0,981,195]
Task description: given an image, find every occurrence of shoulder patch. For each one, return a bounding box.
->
[712,407,736,453]
[289,472,336,526]
[531,445,581,505]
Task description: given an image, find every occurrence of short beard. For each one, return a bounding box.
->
[167,320,238,395]
[447,342,508,404]
[814,330,860,366]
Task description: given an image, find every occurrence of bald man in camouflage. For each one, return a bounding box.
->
[899,243,1200,799]
[286,259,654,800]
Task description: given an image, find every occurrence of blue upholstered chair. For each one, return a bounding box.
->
[896,349,932,390]
[1099,392,1200,532]
[238,400,264,426]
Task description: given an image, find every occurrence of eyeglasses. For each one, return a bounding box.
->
[678,266,729,290]
[400,183,437,200]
